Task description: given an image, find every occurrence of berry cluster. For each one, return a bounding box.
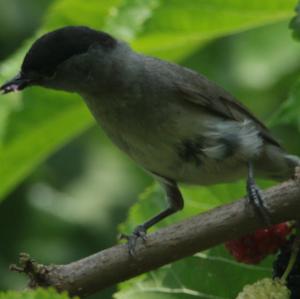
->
[225,223,291,264]
[273,236,300,299]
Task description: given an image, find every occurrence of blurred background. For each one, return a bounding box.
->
[0,1,152,298]
[0,1,300,298]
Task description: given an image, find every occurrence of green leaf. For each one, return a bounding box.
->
[0,0,296,200]
[269,79,300,129]
[119,179,273,234]
[115,248,272,299]
[0,288,77,299]
[289,1,300,40]
[43,0,122,29]
[105,0,160,41]
[0,89,93,199]
[117,178,275,298]
[131,0,296,60]
[118,182,240,234]
[116,182,273,299]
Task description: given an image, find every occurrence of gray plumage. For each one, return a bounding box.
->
[1,26,299,243]
[2,26,299,184]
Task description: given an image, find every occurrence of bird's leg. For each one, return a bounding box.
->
[246,161,271,227]
[121,179,184,256]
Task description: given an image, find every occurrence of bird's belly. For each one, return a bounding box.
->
[126,140,248,185]
[83,94,258,185]
[101,123,248,185]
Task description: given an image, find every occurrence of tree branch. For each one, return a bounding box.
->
[12,175,300,297]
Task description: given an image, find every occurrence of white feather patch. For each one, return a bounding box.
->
[203,119,263,160]
[202,144,228,159]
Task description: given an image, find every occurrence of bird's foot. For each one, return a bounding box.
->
[119,225,147,256]
[246,178,272,227]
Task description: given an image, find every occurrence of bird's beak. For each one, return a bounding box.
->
[0,73,33,95]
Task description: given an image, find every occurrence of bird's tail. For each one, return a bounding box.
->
[284,154,300,177]
[256,145,300,181]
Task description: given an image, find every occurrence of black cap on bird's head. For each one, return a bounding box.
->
[1,26,116,94]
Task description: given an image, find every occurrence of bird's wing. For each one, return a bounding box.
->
[174,71,281,148]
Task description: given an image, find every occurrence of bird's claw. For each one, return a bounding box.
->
[119,225,147,256]
[246,178,271,227]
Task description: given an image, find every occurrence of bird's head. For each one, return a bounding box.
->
[1,26,117,94]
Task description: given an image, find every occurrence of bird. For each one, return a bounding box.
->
[1,26,299,253]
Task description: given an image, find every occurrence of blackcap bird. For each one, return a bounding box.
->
[1,26,299,253]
